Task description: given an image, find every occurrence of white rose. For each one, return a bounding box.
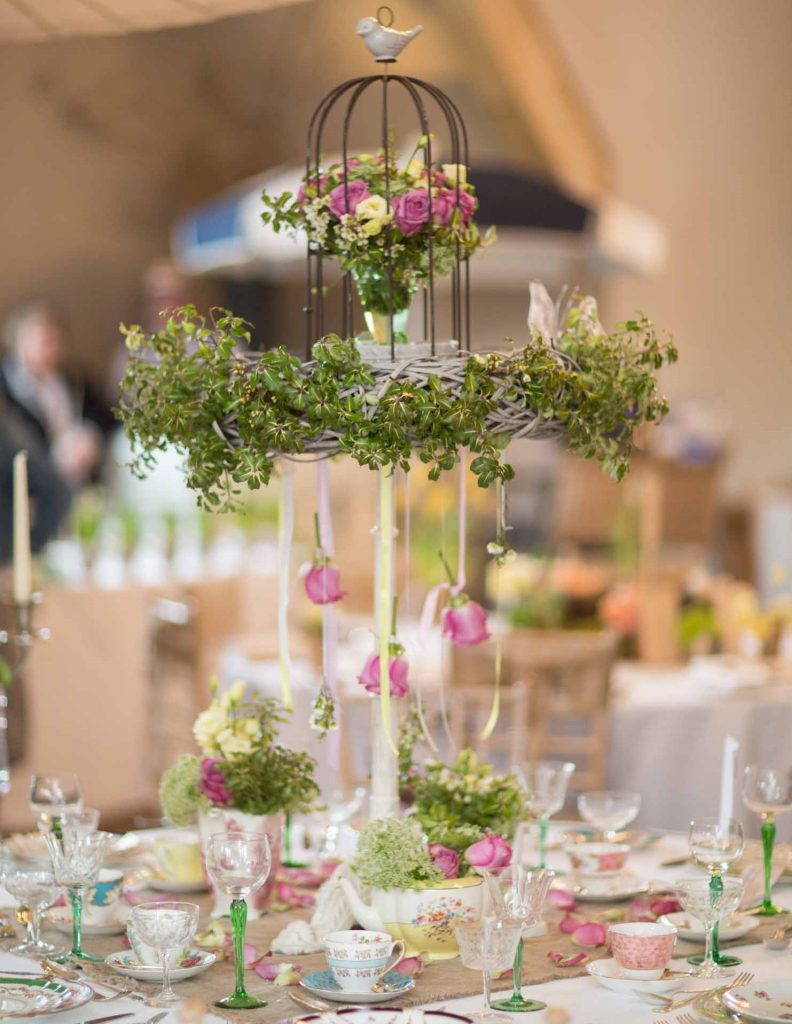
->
[215,727,254,757]
[193,703,227,754]
[441,163,468,187]
[356,195,389,220]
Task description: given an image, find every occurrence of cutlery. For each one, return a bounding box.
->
[77,1015,136,1024]
[645,971,753,1013]
[143,1013,169,1024]
[289,992,355,1013]
[659,856,692,868]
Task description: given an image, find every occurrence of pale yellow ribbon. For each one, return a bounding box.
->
[378,467,398,755]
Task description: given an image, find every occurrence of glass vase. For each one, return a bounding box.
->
[351,267,418,346]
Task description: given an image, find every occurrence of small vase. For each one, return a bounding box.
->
[351,267,418,347]
[198,807,282,919]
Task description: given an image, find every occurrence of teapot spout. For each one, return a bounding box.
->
[338,878,385,932]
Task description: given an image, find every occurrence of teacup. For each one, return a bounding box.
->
[609,921,677,979]
[127,918,195,967]
[565,842,630,895]
[83,869,124,925]
[152,832,203,887]
[324,929,406,993]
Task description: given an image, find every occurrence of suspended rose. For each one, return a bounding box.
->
[441,595,491,648]
[465,832,512,870]
[328,179,370,218]
[357,651,410,697]
[432,189,455,226]
[199,757,232,805]
[296,174,329,204]
[304,563,346,605]
[428,843,461,879]
[392,189,431,235]
[455,189,476,223]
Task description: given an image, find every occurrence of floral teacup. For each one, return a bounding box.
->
[84,869,124,925]
[127,918,195,967]
[609,921,677,979]
[324,929,405,993]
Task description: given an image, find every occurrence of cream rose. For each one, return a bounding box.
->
[441,163,468,187]
[356,195,389,220]
[193,702,228,755]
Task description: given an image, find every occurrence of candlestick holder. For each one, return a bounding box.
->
[0,593,49,793]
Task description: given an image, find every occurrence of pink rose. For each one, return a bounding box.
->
[428,843,461,879]
[432,189,455,226]
[456,190,476,223]
[357,652,410,697]
[328,179,370,218]
[304,563,346,605]
[465,832,512,870]
[441,596,491,648]
[392,189,431,235]
[199,757,232,805]
[296,174,328,204]
[336,158,361,179]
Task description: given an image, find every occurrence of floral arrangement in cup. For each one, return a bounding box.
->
[261,141,493,341]
[159,681,319,825]
[352,817,512,890]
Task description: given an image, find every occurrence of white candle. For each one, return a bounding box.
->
[718,735,739,833]
[12,451,32,604]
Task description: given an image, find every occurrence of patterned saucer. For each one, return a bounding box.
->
[300,970,414,1004]
[105,949,216,983]
[0,975,93,1018]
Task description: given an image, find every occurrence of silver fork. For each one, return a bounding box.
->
[678,1014,700,1024]
[650,971,754,1013]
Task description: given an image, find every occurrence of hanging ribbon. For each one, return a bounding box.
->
[277,460,294,712]
[317,459,340,767]
[378,468,398,755]
[480,477,506,740]
[419,450,468,637]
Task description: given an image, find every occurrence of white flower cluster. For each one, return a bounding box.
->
[433,766,496,796]
[193,679,259,758]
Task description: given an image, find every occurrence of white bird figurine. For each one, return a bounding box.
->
[356,16,423,62]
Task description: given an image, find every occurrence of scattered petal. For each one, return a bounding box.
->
[393,953,430,977]
[602,908,624,922]
[571,922,607,947]
[547,951,588,968]
[548,888,577,912]
[254,961,303,986]
[559,913,587,935]
[545,1009,572,1024]
[650,897,680,917]
[276,882,315,909]
[493,967,513,981]
[253,962,280,982]
[195,920,229,949]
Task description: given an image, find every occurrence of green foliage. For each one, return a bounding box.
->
[159,754,209,826]
[218,742,320,817]
[116,303,676,512]
[352,817,444,890]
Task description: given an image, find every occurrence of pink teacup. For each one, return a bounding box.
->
[609,922,677,979]
[565,842,630,876]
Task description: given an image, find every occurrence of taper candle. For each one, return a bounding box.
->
[12,450,32,604]
[719,735,739,833]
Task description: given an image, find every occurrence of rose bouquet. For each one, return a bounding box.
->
[261,143,493,344]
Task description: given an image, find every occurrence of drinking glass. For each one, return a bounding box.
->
[130,901,198,1006]
[205,832,271,1010]
[676,877,744,978]
[517,761,575,868]
[454,917,525,1023]
[3,869,62,955]
[577,790,641,841]
[485,868,554,1012]
[742,764,792,915]
[28,774,82,832]
[44,829,111,961]
[59,808,100,834]
[688,817,744,968]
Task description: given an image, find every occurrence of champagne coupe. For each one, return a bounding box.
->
[44,829,111,961]
[677,877,744,978]
[485,868,554,1013]
[688,817,744,968]
[518,761,575,869]
[453,917,525,1023]
[4,870,62,955]
[205,832,271,1010]
[29,774,82,832]
[577,790,641,841]
[742,764,792,915]
[130,901,198,1006]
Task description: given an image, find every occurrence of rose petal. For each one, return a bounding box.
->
[493,967,513,981]
[559,913,587,934]
[393,954,430,978]
[571,922,607,947]
[254,962,280,981]
[548,888,577,911]
[650,897,680,917]
[547,951,588,967]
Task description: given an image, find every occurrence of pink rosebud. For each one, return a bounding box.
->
[304,563,346,605]
[392,189,431,235]
[393,953,430,977]
[465,832,512,870]
[432,189,455,226]
[357,652,410,697]
[428,843,461,879]
[547,888,578,912]
[455,189,476,223]
[199,757,232,805]
[571,922,607,947]
[441,596,491,648]
[296,174,328,204]
[328,179,370,218]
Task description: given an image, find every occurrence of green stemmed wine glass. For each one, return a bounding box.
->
[205,832,271,1010]
[687,817,744,968]
[742,764,792,915]
[518,761,575,869]
[44,829,111,962]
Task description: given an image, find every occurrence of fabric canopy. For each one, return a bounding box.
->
[0,0,303,43]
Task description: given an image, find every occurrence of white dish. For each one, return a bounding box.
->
[292,1010,470,1024]
[146,876,208,893]
[2,831,142,867]
[723,980,792,1023]
[105,949,216,983]
[658,911,760,943]
[562,871,648,902]
[0,975,93,1018]
[586,958,691,996]
[48,908,129,937]
[300,970,414,1005]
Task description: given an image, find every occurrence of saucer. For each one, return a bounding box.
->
[147,876,208,894]
[722,980,792,1024]
[658,911,759,943]
[300,970,415,1004]
[587,958,691,995]
[48,907,129,937]
[566,871,648,902]
[105,949,216,983]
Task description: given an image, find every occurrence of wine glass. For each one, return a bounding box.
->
[44,829,111,961]
[688,817,744,968]
[205,832,271,1009]
[59,808,100,834]
[742,764,792,915]
[3,869,63,955]
[129,901,198,1006]
[29,774,83,832]
[577,790,641,841]
[517,761,575,868]
[676,877,744,978]
[453,917,525,1023]
[485,868,554,1013]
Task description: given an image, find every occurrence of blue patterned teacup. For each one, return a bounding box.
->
[84,869,124,925]
[324,929,405,993]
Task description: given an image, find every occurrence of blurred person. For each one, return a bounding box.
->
[1,302,113,487]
